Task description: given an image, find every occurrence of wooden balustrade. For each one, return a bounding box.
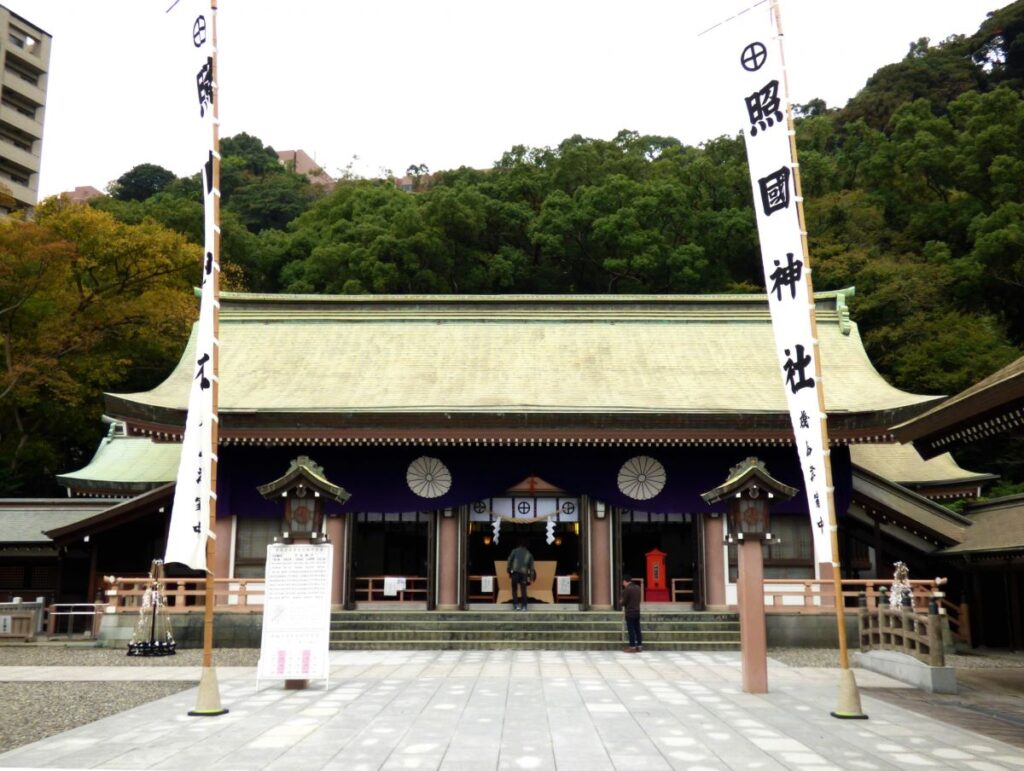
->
[761,578,946,613]
[101,574,970,646]
[104,577,265,612]
[859,599,945,667]
[670,578,694,603]
[354,576,427,602]
[468,574,581,603]
[941,598,971,647]
[760,578,968,646]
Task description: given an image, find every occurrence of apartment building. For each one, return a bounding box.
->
[0,6,49,214]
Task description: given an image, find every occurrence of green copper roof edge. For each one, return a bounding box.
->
[208,288,856,304]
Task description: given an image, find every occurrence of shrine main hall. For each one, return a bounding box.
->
[45,290,993,614]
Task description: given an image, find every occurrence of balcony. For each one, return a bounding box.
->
[5,32,47,65]
[0,103,40,138]
[0,135,39,173]
[0,175,37,209]
[1,68,45,107]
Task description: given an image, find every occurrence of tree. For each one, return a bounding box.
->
[110,164,177,202]
[226,172,319,233]
[0,201,198,494]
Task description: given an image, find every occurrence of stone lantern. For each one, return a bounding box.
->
[702,457,796,694]
[257,456,350,543]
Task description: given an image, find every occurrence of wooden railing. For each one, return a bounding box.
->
[671,578,694,603]
[467,574,581,603]
[762,578,945,612]
[101,574,970,645]
[761,578,969,647]
[354,576,427,602]
[859,598,945,667]
[45,603,104,637]
[105,577,265,611]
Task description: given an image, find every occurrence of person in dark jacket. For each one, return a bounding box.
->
[621,574,642,652]
[506,540,536,611]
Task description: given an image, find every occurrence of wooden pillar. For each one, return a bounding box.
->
[1011,565,1019,651]
[969,565,984,647]
[326,516,344,606]
[873,516,884,579]
[1006,563,1021,652]
[86,541,99,603]
[703,514,726,610]
[437,512,460,610]
[214,516,232,579]
[589,504,611,609]
[737,539,768,693]
[342,512,355,610]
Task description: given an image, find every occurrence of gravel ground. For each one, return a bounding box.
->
[0,646,1021,755]
[768,646,1024,669]
[0,646,259,754]
[0,681,193,754]
[0,645,260,667]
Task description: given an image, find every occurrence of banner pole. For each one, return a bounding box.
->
[770,0,865,718]
[190,0,226,716]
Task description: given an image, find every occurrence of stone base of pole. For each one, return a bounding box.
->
[830,667,868,719]
[188,666,229,717]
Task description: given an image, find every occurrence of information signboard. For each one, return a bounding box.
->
[257,542,332,685]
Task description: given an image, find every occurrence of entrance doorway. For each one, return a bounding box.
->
[351,512,430,603]
[620,511,697,606]
[466,496,581,606]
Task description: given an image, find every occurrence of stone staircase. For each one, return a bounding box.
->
[329,610,740,651]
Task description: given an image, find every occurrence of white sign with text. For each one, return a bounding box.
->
[257,542,333,684]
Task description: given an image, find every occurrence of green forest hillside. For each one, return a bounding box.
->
[3,2,1024,496]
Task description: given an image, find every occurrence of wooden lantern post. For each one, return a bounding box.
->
[702,458,796,694]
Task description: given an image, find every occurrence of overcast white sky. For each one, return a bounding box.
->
[20,0,999,198]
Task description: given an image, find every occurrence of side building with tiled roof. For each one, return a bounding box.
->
[892,353,1024,649]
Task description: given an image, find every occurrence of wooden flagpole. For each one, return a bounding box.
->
[771,0,865,719]
[190,0,227,716]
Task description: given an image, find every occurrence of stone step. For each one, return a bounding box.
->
[325,610,740,651]
[332,612,738,623]
[328,640,740,651]
[329,629,738,642]
[331,620,740,632]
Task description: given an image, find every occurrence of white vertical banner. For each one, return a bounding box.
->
[726,3,833,567]
[165,0,219,572]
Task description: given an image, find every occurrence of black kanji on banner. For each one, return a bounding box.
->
[192,15,207,47]
[758,166,791,215]
[783,344,815,393]
[195,353,211,389]
[744,80,783,136]
[769,252,803,300]
[196,56,214,117]
[204,150,214,194]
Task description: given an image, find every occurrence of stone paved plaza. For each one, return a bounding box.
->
[1,650,1022,770]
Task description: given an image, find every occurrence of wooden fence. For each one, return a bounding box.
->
[99,574,968,646]
[761,578,969,646]
[104,577,265,611]
[858,597,946,667]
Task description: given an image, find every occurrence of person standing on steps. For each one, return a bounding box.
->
[507,540,536,611]
[621,574,643,652]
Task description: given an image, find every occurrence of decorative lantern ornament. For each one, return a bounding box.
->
[407,456,452,498]
[617,455,666,500]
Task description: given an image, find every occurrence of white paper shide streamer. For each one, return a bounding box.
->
[165,0,218,571]
[728,5,833,567]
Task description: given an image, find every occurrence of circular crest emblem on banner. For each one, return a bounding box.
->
[406,456,452,498]
[617,456,666,501]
